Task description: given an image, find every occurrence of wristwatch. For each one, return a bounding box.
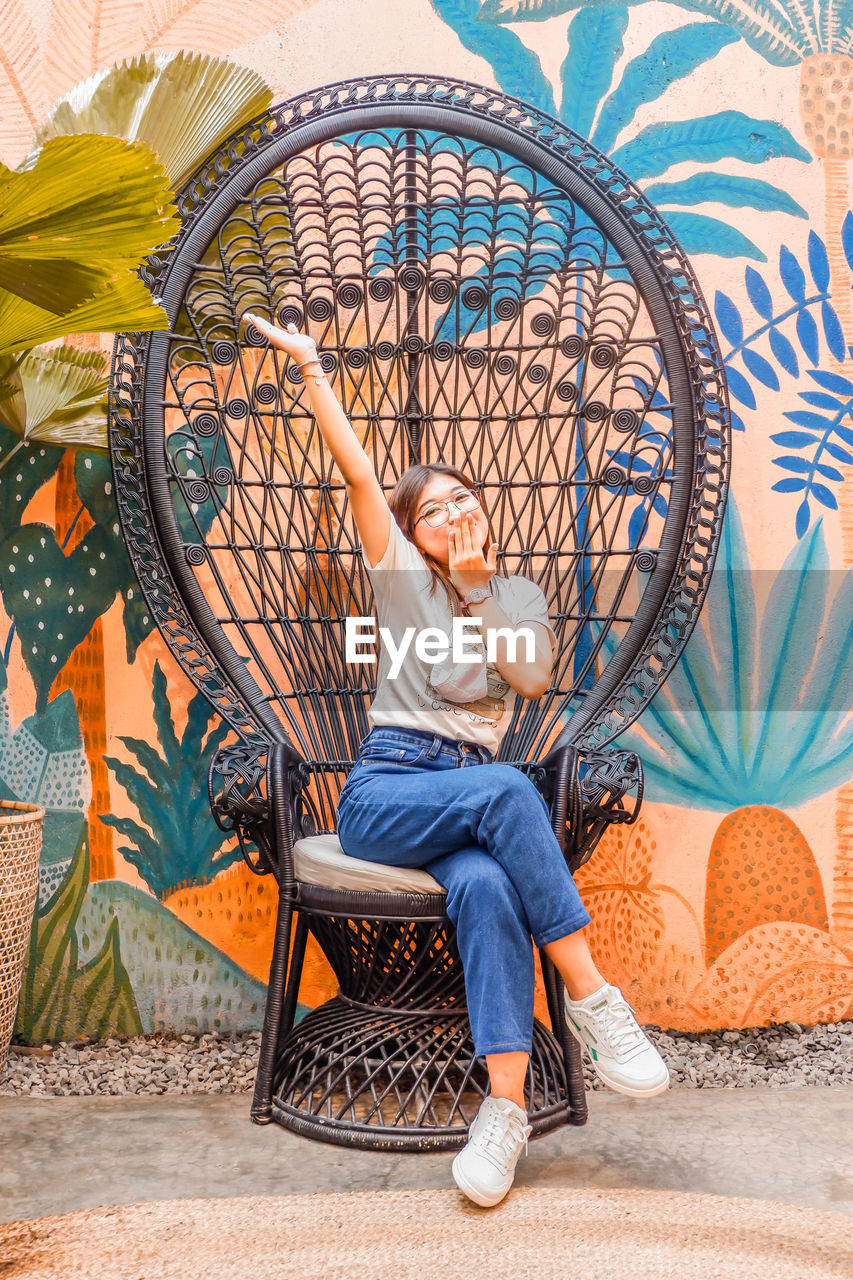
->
[460,584,493,609]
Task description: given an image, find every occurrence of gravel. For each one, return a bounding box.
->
[1,1021,851,1096]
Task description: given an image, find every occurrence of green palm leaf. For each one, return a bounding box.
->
[0,346,108,453]
[0,135,178,313]
[477,0,812,66]
[31,51,273,192]
[0,271,168,358]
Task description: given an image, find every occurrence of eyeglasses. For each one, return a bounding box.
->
[415,488,481,528]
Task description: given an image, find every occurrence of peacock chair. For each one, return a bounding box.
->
[109,74,730,1151]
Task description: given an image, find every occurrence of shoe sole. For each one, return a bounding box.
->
[564,1021,671,1098]
[451,1154,511,1208]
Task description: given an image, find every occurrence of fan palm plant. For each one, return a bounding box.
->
[0,53,274,880]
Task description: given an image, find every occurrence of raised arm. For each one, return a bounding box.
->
[242,313,391,568]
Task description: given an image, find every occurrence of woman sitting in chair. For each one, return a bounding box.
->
[243,312,670,1208]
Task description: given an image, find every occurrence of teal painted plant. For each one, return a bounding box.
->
[0,653,89,902]
[76,880,268,1034]
[615,500,853,808]
[433,0,812,261]
[477,0,853,331]
[14,826,143,1043]
[599,499,853,1024]
[100,662,235,899]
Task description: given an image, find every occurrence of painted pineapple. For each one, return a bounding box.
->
[799,54,853,161]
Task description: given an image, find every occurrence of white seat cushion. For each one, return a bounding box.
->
[292,832,446,895]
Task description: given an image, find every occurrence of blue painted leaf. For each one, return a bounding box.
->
[770,430,820,447]
[741,347,779,390]
[478,1,809,72]
[611,112,810,180]
[725,364,756,409]
[772,477,808,492]
[560,6,628,140]
[816,462,844,481]
[714,291,743,345]
[808,369,853,395]
[744,266,773,318]
[430,0,557,115]
[837,425,853,447]
[823,441,853,464]
[795,499,811,538]
[768,327,798,377]
[799,391,842,410]
[730,407,746,432]
[653,493,668,516]
[662,213,764,261]
[811,483,838,509]
[808,230,830,292]
[796,310,819,363]
[628,502,648,546]
[642,174,806,218]
[773,454,813,474]
[779,244,806,303]
[822,301,845,360]
[783,410,832,429]
[843,211,853,272]
[592,23,738,155]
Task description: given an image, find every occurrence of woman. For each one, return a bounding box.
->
[242,312,670,1208]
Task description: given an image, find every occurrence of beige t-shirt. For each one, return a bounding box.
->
[361,517,557,757]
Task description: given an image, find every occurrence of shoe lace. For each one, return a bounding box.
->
[475,1106,530,1171]
[596,995,647,1055]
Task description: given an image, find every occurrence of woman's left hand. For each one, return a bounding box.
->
[448,512,498,597]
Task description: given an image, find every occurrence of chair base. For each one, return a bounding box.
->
[267,995,587,1152]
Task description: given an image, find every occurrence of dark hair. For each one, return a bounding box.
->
[388,463,496,613]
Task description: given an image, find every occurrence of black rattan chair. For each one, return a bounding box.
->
[109,74,730,1151]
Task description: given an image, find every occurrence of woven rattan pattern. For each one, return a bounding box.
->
[0,801,44,1071]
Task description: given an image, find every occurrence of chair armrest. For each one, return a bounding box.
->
[535,743,644,873]
[208,737,313,884]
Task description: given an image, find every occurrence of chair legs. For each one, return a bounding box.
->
[252,902,587,1148]
[250,888,295,1124]
[538,946,588,1126]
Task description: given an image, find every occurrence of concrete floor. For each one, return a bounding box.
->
[2,1086,852,1223]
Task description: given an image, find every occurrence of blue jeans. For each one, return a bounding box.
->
[336,725,592,1058]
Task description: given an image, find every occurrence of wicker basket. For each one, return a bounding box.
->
[0,800,45,1074]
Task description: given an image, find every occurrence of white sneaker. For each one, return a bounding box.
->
[451,1096,532,1207]
[564,982,670,1098]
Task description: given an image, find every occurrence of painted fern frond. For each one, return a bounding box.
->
[430,0,557,115]
[0,0,48,164]
[560,6,628,139]
[477,0,811,66]
[592,21,739,154]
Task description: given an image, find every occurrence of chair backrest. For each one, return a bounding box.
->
[110,75,729,832]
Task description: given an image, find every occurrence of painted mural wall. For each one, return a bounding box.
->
[2,0,853,1040]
